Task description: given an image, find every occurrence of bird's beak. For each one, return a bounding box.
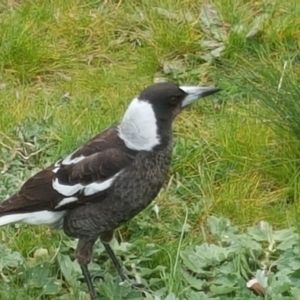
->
[180,86,221,107]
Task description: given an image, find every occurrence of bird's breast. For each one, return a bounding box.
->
[108,145,173,221]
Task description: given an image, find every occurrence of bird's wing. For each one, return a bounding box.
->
[0,127,137,214]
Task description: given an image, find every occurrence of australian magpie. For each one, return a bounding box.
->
[0,82,220,299]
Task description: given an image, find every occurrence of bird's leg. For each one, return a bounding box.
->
[100,231,128,281]
[103,242,129,282]
[75,237,99,300]
[100,231,143,288]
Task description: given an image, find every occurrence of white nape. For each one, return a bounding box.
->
[0,210,66,226]
[55,196,78,208]
[118,98,160,151]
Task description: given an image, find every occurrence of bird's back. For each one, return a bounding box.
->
[0,127,138,227]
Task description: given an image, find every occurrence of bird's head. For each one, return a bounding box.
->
[118,82,220,151]
[139,82,220,120]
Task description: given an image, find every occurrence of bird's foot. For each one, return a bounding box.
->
[102,243,145,289]
[90,294,100,300]
[118,270,144,289]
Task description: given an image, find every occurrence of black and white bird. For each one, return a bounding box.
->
[0,82,220,299]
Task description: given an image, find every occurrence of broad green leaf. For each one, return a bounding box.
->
[57,253,81,288]
[218,260,238,276]
[207,216,238,240]
[181,243,236,273]
[42,278,62,295]
[112,240,133,254]
[247,221,274,242]
[22,262,61,295]
[165,293,179,300]
[213,273,239,287]
[180,248,208,273]
[268,272,291,295]
[23,263,51,287]
[266,287,294,300]
[0,281,40,300]
[290,287,300,299]
[188,292,208,300]
[139,265,166,277]
[230,233,262,253]
[143,290,168,300]
[210,284,237,295]
[182,271,206,290]
[276,228,299,250]
[149,277,165,286]
[0,244,23,271]
[188,291,219,300]
[277,250,300,273]
[277,238,299,251]
[273,228,297,242]
[137,244,160,258]
[195,243,236,263]
[97,273,142,300]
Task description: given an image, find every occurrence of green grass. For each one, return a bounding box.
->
[1,0,300,299]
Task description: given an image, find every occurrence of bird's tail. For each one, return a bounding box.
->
[0,194,65,228]
[0,213,25,226]
[0,194,27,226]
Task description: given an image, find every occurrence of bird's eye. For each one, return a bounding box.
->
[169,96,178,105]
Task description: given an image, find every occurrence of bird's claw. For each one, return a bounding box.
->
[119,273,144,289]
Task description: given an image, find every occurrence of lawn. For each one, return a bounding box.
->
[1,0,300,299]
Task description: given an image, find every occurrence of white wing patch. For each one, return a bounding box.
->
[53,179,83,196]
[52,171,122,197]
[51,146,122,199]
[62,154,85,165]
[55,197,78,209]
[84,173,120,196]
[54,160,62,167]
[52,167,59,173]
[52,154,85,174]
[118,98,160,151]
